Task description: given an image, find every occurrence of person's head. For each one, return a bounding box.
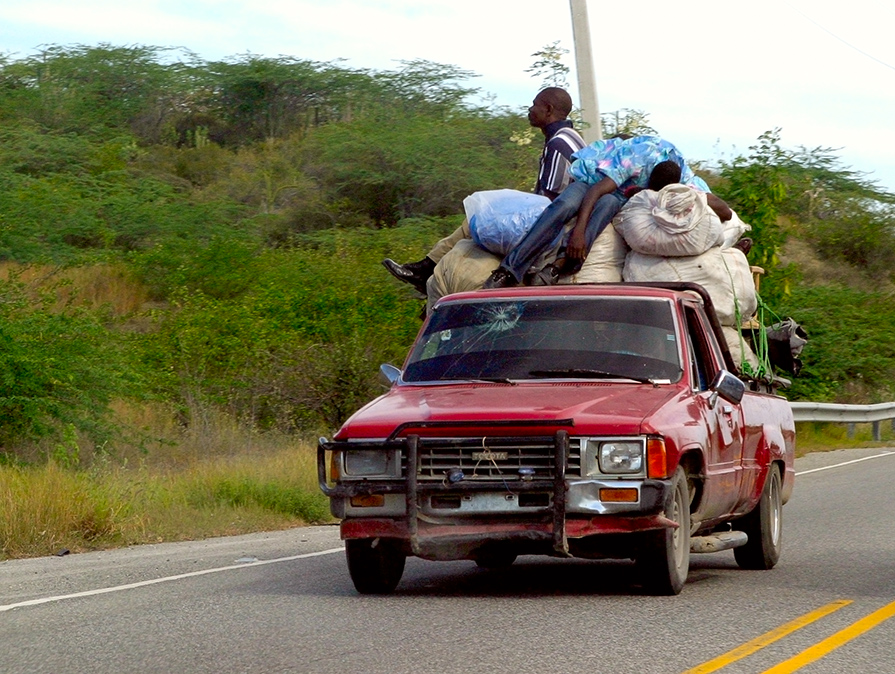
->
[528,87,573,129]
[647,160,682,191]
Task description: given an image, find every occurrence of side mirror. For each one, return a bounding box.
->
[379,363,402,387]
[708,369,745,408]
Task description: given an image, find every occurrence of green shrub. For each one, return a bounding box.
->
[0,276,139,448]
[779,285,895,402]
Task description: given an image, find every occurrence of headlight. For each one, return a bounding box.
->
[599,441,644,474]
[343,450,399,478]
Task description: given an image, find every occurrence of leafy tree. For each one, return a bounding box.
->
[0,44,198,143]
[304,111,534,224]
[377,59,481,118]
[601,109,657,138]
[525,41,570,89]
[714,129,793,302]
[202,56,336,144]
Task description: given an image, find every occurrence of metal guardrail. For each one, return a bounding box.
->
[790,402,895,441]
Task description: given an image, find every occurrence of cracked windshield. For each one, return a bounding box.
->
[404,297,683,383]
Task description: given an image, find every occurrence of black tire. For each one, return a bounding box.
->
[345,538,406,594]
[474,549,518,569]
[637,466,690,595]
[734,465,783,570]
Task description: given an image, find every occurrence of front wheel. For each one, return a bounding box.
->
[734,465,783,570]
[637,466,690,595]
[345,538,406,594]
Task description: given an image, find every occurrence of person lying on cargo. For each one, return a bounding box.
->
[482,136,732,289]
[381,87,586,294]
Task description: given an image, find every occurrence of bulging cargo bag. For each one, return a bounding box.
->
[464,189,551,256]
[614,185,742,257]
[426,223,630,314]
[426,239,502,314]
[623,247,757,327]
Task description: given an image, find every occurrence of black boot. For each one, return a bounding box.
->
[382,257,436,294]
[482,267,518,289]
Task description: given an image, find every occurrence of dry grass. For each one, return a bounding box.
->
[779,235,895,293]
[0,261,149,316]
[0,401,332,560]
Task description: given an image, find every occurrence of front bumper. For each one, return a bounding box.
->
[319,432,672,559]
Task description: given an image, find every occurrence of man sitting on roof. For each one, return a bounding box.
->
[382,87,586,294]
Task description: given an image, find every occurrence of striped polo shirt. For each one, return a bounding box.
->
[536,120,587,197]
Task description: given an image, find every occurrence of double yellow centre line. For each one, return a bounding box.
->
[683,598,895,673]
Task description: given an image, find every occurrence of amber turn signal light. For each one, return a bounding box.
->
[599,488,638,503]
[350,494,385,507]
[647,437,668,479]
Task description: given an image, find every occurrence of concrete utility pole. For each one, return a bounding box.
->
[569,0,601,142]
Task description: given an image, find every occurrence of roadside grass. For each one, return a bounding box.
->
[0,404,332,560]
[794,421,895,456]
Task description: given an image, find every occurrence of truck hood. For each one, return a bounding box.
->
[335,382,685,439]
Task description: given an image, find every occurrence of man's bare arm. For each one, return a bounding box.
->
[566,177,618,260]
[706,193,732,222]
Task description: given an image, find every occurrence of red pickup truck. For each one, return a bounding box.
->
[319,282,795,595]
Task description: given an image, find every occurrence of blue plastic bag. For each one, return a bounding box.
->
[464,189,550,256]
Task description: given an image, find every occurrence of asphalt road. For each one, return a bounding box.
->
[2,447,895,674]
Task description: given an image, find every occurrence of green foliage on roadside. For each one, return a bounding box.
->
[305,112,532,224]
[716,129,895,300]
[0,275,137,449]
[778,285,895,403]
[138,219,448,431]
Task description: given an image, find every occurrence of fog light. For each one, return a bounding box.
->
[600,488,638,503]
[350,494,385,507]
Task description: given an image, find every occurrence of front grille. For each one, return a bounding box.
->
[414,437,582,481]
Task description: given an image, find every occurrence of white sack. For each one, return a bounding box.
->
[614,185,725,257]
[427,239,502,314]
[559,221,628,284]
[623,247,757,326]
[718,210,751,249]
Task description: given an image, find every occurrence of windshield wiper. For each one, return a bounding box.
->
[439,376,517,385]
[529,368,657,385]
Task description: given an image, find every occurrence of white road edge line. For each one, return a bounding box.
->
[796,450,895,476]
[0,547,344,613]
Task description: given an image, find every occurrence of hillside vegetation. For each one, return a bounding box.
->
[1,45,894,556]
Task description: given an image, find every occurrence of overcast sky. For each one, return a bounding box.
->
[2,0,894,192]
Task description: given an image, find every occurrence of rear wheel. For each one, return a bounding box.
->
[637,466,690,595]
[345,538,406,594]
[734,465,783,570]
